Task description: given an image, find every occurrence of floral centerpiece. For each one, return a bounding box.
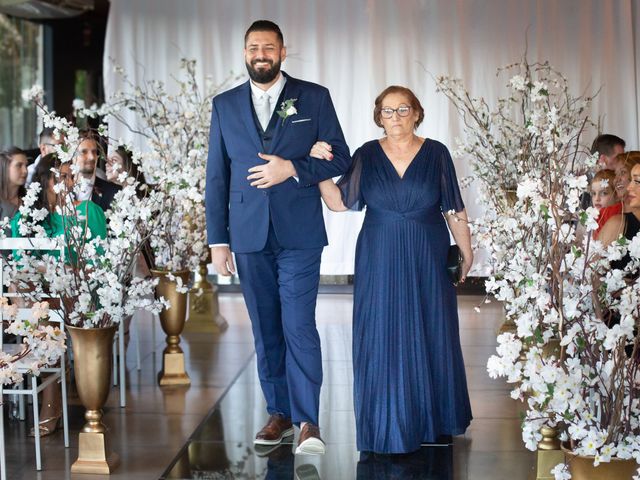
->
[3,91,171,472]
[437,59,640,478]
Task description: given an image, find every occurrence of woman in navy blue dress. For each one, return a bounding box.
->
[312,86,473,454]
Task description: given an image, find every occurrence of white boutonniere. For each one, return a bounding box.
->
[276,98,298,124]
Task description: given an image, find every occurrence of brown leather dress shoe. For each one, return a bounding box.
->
[295,423,325,455]
[254,414,294,445]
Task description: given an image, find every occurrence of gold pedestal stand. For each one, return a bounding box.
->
[68,325,120,474]
[158,336,191,387]
[72,428,120,474]
[535,426,563,479]
[152,269,192,387]
[185,262,228,334]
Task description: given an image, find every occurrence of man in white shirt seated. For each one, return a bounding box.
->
[26,127,65,186]
[74,130,120,211]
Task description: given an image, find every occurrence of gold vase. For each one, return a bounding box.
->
[152,269,192,386]
[67,324,120,474]
[186,261,228,333]
[562,446,637,479]
[498,306,517,334]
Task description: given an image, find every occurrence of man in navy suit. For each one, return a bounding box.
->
[205,20,351,456]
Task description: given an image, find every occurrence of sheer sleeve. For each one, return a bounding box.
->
[439,144,465,213]
[336,146,365,211]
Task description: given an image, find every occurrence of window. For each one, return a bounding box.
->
[0,14,42,150]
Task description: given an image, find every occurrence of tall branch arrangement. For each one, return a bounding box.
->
[2,91,167,329]
[438,60,640,477]
[77,59,240,272]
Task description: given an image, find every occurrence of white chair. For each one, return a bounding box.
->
[111,291,157,408]
[0,237,69,479]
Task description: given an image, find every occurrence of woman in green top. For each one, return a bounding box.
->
[10,153,107,437]
[11,153,107,259]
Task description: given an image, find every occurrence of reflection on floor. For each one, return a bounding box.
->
[161,295,536,480]
[4,294,535,479]
[4,296,256,480]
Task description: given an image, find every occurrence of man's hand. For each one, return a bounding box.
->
[211,246,236,276]
[248,153,297,188]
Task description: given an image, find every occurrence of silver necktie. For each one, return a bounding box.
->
[258,93,271,131]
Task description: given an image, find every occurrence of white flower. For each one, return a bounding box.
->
[509,75,527,91]
[550,463,570,480]
[285,105,297,116]
[72,98,85,111]
[22,84,44,103]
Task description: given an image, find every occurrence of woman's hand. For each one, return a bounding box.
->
[459,251,473,284]
[444,209,473,284]
[310,141,333,160]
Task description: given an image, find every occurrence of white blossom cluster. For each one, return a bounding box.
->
[75,58,239,272]
[439,59,640,477]
[0,299,66,385]
[4,93,169,329]
[6,178,169,328]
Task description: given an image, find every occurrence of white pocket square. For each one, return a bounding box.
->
[291,118,312,123]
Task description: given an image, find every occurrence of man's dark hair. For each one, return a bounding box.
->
[78,128,97,143]
[591,134,626,156]
[244,20,284,45]
[39,127,57,144]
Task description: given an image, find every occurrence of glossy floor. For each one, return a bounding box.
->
[4,294,535,479]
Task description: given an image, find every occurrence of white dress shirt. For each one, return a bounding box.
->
[250,73,286,127]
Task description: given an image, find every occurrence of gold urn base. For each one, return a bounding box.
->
[158,347,191,387]
[535,449,564,479]
[71,432,120,474]
[185,263,228,334]
[185,293,228,333]
[534,424,563,479]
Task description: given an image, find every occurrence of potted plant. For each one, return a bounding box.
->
[6,94,167,473]
[438,59,640,478]
[75,60,239,383]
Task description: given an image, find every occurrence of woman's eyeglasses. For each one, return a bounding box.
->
[380,106,412,119]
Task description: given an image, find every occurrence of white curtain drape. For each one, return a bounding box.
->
[104,0,640,275]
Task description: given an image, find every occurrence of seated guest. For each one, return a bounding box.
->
[591,169,617,211]
[10,153,106,437]
[0,147,28,222]
[26,127,65,186]
[595,152,640,239]
[591,134,626,170]
[599,156,640,361]
[599,152,640,246]
[106,146,147,191]
[590,169,618,239]
[107,145,150,349]
[74,130,121,211]
[11,153,107,258]
[582,134,626,209]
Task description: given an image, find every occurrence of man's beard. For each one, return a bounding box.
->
[245,58,281,84]
[79,163,96,177]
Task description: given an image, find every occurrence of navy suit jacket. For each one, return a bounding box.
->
[205,72,351,253]
[92,176,121,212]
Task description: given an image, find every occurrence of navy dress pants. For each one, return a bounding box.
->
[235,224,323,425]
